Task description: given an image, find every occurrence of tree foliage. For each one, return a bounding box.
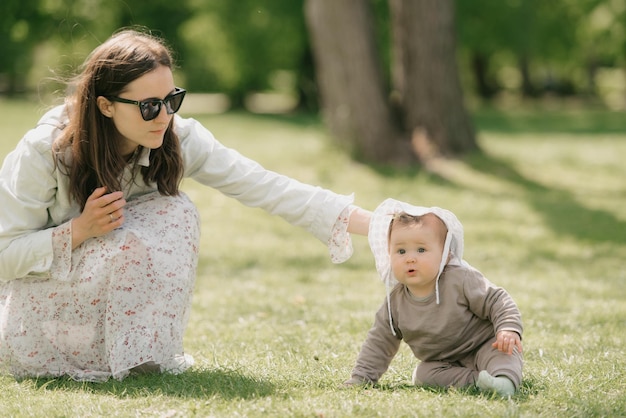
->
[456,0,625,98]
[1,0,624,107]
[0,0,53,95]
[177,0,308,107]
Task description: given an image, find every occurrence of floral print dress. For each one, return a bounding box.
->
[0,192,200,381]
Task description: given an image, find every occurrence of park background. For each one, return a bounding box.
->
[1,1,625,417]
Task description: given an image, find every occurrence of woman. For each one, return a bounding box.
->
[0,29,371,381]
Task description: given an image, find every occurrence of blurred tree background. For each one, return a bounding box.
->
[1,0,624,163]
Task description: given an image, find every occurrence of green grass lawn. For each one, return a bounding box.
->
[0,98,625,417]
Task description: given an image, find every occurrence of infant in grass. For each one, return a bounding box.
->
[344,199,523,397]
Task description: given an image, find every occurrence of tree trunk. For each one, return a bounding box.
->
[304,0,407,163]
[471,52,498,100]
[390,0,477,157]
[304,0,477,165]
[519,54,538,97]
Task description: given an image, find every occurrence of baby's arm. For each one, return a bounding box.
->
[462,268,523,355]
[344,301,402,386]
[492,330,523,355]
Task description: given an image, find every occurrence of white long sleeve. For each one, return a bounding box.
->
[0,106,354,282]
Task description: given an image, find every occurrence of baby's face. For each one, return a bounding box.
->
[388,218,445,298]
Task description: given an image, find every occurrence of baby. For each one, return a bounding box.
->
[344,199,523,397]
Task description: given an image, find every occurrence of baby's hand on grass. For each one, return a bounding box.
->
[342,376,374,388]
[492,330,522,355]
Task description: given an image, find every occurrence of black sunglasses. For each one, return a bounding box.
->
[105,87,186,121]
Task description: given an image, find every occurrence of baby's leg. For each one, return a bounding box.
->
[474,336,523,390]
[473,336,523,397]
[413,360,479,388]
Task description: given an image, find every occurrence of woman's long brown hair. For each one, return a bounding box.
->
[54,29,184,209]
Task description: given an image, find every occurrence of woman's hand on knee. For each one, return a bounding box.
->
[71,187,126,248]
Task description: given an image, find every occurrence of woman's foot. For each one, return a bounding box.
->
[160,353,194,374]
[131,353,194,375]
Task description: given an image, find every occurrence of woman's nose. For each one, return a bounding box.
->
[155,104,171,122]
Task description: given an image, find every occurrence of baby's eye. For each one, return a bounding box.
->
[397,249,406,255]
[418,248,426,253]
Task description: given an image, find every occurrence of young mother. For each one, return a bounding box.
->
[0,29,371,381]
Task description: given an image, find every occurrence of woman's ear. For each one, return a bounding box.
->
[96,96,114,118]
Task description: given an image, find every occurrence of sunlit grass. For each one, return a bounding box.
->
[0,99,625,417]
